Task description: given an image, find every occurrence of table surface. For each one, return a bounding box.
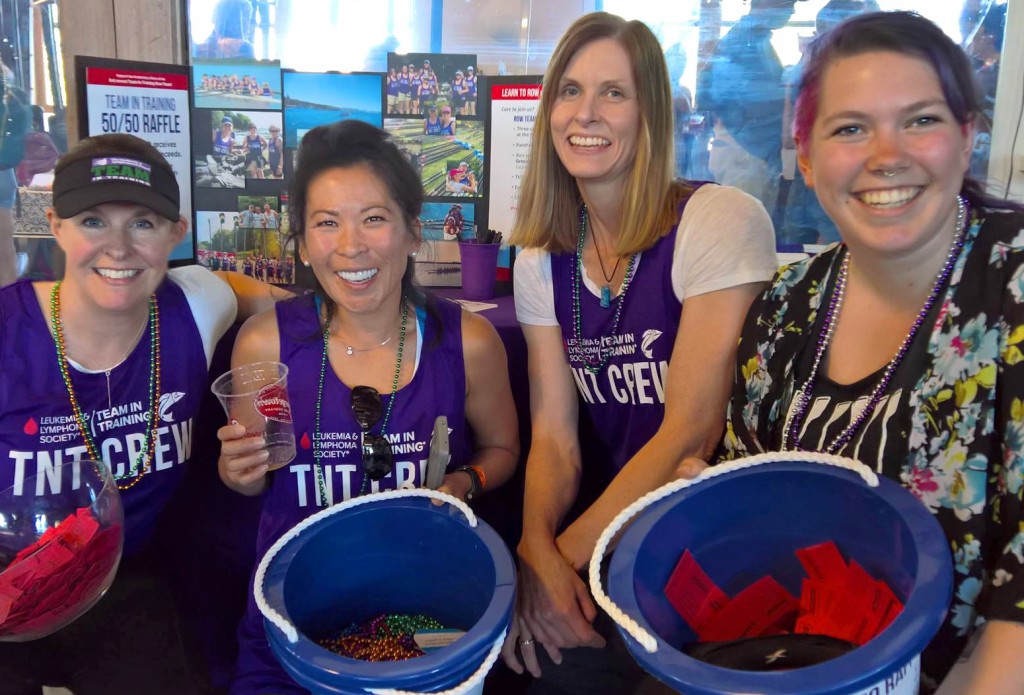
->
[428,288,517,329]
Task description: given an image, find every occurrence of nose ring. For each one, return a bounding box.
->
[880,170,897,178]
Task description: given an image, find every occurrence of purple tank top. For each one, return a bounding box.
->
[213,131,233,157]
[233,294,471,694]
[0,279,207,555]
[551,201,695,479]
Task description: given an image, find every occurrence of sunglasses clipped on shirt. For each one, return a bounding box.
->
[351,385,393,481]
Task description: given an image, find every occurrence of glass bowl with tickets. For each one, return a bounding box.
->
[0,458,124,641]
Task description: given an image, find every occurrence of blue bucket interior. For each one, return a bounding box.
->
[263,498,515,694]
[608,462,952,695]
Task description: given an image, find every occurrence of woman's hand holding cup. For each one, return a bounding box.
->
[217,420,272,496]
[211,361,297,496]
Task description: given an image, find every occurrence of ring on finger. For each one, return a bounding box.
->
[520,638,535,647]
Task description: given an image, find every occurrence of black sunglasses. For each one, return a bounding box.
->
[351,386,393,481]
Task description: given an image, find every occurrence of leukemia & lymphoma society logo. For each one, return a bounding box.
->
[20,392,187,446]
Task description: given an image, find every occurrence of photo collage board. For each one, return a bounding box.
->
[383,52,483,287]
[191,58,302,284]
[189,52,487,288]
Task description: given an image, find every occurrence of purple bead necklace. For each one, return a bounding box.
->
[782,196,968,453]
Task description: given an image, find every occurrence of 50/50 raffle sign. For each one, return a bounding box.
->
[76,57,193,262]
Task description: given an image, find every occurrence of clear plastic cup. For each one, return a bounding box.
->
[211,361,297,470]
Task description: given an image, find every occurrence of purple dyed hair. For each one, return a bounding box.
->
[792,11,997,206]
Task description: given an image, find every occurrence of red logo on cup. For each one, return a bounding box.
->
[255,384,292,423]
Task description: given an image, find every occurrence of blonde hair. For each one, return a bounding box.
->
[510,12,689,255]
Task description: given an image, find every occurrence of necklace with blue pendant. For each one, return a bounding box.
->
[573,204,637,373]
[581,206,625,309]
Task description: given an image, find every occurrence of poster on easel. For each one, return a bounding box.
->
[76,56,194,263]
[481,75,542,279]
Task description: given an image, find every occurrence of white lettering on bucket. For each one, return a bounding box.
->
[853,656,920,695]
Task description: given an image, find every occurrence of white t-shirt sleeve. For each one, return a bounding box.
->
[169,266,238,367]
[671,184,778,301]
[513,247,558,326]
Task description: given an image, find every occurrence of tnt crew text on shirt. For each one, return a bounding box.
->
[8,395,193,495]
[566,332,669,405]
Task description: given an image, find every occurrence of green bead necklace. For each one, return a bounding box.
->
[49,281,161,491]
[313,297,408,506]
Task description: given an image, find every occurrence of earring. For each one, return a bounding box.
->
[410,251,418,258]
[302,260,311,267]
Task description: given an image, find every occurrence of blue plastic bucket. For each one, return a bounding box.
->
[594,453,952,695]
[257,490,515,694]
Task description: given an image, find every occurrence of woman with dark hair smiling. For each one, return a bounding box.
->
[218,119,518,694]
[692,11,1024,694]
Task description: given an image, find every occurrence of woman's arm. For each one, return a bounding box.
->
[437,311,519,500]
[217,309,281,496]
[556,281,765,569]
[939,244,1024,691]
[937,621,1024,694]
[513,323,606,666]
[213,269,293,319]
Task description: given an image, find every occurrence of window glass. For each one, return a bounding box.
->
[189,0,428,71]
[604,0,1007,245]
[5,1,1007,282]
[5,3,68,282]
[183,1,1007,249]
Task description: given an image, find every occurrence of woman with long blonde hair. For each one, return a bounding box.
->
[504,11,776,691]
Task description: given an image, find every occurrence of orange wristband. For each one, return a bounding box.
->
[470,465,486,491]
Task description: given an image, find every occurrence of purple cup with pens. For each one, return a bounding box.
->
[460,229,502,301]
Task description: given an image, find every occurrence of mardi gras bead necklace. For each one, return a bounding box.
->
[782,196,968,453]
[50,281,161,491]
[313,298,408,506]
[318,613,446,661]
[573,204,637,374]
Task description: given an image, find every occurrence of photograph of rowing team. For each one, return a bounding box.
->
[194,197,295,285]
[384,52,478,118]
[384,118,484,199]
[192,59,283,110]
[194,109,284,188]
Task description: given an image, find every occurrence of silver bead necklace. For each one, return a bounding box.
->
[782,196,969,453]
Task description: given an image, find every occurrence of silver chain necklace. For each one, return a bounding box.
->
[336,333,394,357]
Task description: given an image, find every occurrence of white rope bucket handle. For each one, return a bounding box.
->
[588,451,879,653]
[255,488,477,644]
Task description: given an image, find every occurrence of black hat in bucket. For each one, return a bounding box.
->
[685,634,855,671]
[53,145,180,222]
